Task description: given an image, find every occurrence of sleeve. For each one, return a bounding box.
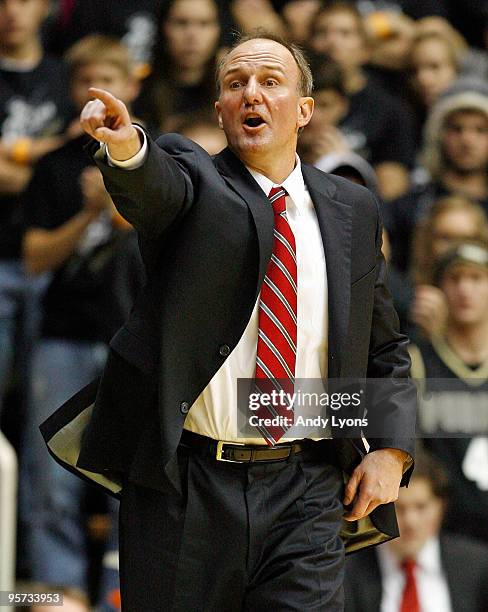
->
[87,129,195,240]
[364,193,417,484]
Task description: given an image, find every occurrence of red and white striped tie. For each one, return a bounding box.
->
[254,187,297,445]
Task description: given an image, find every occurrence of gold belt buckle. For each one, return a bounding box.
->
[216,440,246,462]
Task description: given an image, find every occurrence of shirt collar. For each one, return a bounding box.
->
[416,537,442,574]
[246,155,307,214]
[378,537,443,577]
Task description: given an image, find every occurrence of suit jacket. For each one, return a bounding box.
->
[40,133,416,554]
[344,534,488,611]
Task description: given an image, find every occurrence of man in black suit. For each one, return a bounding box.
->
[42,33,415,610]
[344,449,488,612]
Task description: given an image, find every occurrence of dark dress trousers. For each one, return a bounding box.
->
[40,133,416,609]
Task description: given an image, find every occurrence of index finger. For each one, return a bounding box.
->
[88,87,122,112]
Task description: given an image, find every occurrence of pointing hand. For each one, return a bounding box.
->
[80,88,141,161]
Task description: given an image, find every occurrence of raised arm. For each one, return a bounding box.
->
[80,87,192,238]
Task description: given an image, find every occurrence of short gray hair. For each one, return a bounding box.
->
[216,30,313,98]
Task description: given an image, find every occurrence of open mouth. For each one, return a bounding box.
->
[243,116,265,128]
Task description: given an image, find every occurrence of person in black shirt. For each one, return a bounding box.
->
[307,1,416,201]
[20,36,143,612]
[0,0,73,418]
[135,0,222,133]
[411,240,488,544]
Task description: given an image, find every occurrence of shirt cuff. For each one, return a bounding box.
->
[102,125,148,169]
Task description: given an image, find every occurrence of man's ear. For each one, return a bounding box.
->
[297,97,314,129]
[215,101,224,130]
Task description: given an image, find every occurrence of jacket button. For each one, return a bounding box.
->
[180,401,190,415]
[219,344,231,357]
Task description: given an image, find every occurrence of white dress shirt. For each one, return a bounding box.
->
[107,130,329,443]
[377,538,452,612]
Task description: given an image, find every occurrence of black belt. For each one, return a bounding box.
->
[180,429,310,463]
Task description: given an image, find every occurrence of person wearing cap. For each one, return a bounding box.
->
[388,78,488,274]
[409,239,488,544]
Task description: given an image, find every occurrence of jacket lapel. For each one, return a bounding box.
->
[214,147,274,299]
[302,164,352,377]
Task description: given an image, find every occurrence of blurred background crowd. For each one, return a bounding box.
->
[0,0,488,610]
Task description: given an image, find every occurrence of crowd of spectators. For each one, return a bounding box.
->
[0,0,487,610]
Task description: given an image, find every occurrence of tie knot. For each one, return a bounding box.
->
[402,559,416,575]
[268,186,287,215]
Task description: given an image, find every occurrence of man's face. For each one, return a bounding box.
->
[389,477,444,560]
[215,39,313,166]
[71,64,138,112]
[0,0,48,50]
[441,263,488,326]
[310,10,367,71]
[442,109,488,174]
[163,0,220,70]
